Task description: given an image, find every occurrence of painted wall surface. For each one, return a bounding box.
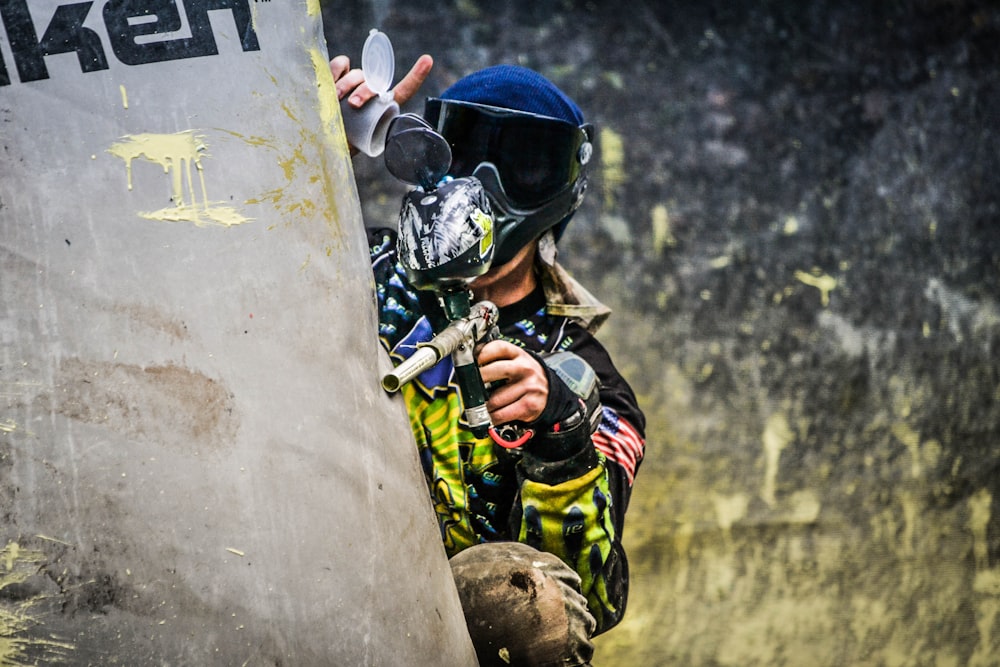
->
[0,1,477,664]
[325,1,1000,665]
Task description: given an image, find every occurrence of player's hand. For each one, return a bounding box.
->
[330,53,433,107]
[329,53,433,156]
[477,341,549,425]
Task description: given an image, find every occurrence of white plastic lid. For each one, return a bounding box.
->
[361,29,395,100]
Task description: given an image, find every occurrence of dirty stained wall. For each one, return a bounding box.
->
[325,1,1000,664]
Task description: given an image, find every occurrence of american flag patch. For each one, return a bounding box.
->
[593,408,644,485]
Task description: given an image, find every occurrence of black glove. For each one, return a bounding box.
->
[503,352,603,484]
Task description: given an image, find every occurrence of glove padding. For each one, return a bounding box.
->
[522,351,603,466]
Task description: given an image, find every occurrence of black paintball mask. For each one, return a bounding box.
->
[423,98,594,266]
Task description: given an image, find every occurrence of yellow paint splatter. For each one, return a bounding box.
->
[713,493,748,534]
[140,204,248,227]
[119,84,128,109]
[971,568,1000,667]
[851,595,890,647]
[974,569,1000,595]
[794,269,837,306]
[278,147,308,182]
[0,419,16,434]
[783,215,800,235]
[787,490,821,524]
[310,47,339,133]
[968,489,999,667]
[672,522,694,594]
[969,489,992,571]
[600,127,625,211]
[107,131,251,227]
[891,423,941,479]
[223,52,344,231]
[898,489,918,556]
[892,422,923,478]
[651,204,677,255]
[308,44,351,234]
[762,412,794,507]
[0,542,74,664]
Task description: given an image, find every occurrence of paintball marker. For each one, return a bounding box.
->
[378,114,500,439]
[380,297,499,436]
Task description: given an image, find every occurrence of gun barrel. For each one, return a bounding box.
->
[381,346,442,392]
[380,320,471,392]
[380,300,498,393]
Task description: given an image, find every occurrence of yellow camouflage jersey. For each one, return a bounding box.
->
[369,228,645,634]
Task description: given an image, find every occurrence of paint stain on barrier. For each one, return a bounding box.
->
[0,542,74,665]
[310,43,352,235]
[46,358,238,453]
[225,47,347,234]
[107,131,250,227]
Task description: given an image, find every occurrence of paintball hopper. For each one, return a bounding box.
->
[385,115,496,291]
[339,29,399,157]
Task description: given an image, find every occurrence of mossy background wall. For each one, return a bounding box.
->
[325,1,1000,664]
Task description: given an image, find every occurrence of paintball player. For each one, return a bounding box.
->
[332,53,646,667]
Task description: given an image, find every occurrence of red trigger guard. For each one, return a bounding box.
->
[489,426,534,449]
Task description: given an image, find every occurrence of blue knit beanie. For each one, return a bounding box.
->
[439,65,585,126]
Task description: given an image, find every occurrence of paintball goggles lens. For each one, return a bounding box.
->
[424,98,591,210]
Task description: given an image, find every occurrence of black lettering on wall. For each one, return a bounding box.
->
[41,3,109,72]
[0,0,261,86]
[0,0,108,83]
[103,0,259,66]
